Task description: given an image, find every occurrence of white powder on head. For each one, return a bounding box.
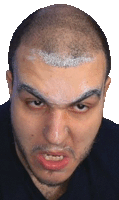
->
[27,49,94,67]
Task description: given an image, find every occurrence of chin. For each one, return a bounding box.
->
[30,166,71,187]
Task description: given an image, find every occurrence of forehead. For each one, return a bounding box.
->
[15,45,106,103]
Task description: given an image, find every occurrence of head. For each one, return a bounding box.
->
[6,4,111,187]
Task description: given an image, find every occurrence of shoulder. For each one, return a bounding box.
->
[0,100,12,149]
[101,117,119,133]
[90,118,119,186]
[97,118,119,147]
[93,117,119,154]
[0,100,11,113]
[0,100,11,122]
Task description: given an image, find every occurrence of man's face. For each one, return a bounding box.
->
[7,45,110,186]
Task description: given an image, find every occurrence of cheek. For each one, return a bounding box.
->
[71,122,100,160]
[11,100,45,147]
[71,105,103,152]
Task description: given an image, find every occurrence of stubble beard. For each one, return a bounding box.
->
[11,124,96,187]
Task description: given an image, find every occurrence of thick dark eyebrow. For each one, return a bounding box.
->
[17,83,48,103]
[17,83,102,106]
[70,89,102,106]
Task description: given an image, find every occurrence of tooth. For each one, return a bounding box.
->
[44,154,64,161]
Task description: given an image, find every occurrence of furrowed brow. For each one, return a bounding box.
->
[17,83,102,106]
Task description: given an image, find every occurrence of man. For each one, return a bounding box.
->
[0,4,119,200]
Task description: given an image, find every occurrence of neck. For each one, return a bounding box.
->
[31,175,69,200]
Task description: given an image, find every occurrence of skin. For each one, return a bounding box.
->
[6,45,111,200]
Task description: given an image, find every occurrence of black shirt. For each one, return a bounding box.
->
[0,101,119,200]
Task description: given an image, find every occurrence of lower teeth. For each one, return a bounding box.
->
[44,154,64,161]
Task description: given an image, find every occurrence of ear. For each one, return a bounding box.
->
[104,76,111,98]
[6,70,13,97]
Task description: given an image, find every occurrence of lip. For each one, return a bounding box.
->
[37,151,70,171]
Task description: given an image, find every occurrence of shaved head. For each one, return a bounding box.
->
[8,4,111,78]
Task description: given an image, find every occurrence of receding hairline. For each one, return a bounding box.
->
[21,5,103,58]
[15,42,106,70]
[24,47,95,68]
[9,4,111,79]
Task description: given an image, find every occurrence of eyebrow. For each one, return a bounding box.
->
[17,83,102,106]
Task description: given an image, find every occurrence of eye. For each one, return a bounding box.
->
[27,100,44,108]
[73,103,88,113]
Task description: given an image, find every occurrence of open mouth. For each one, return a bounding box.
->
[44,154,64,161]
[37,152,70,171]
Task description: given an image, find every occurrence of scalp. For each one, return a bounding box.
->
[9,4,111,78]
[21,4,102,58]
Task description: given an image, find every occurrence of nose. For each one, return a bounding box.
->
[43,109,69,145]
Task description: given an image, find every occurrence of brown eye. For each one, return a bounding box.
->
[73,103,89,113]
[28,100,44,108]
[34,101,42,106]
[77,104,85,110]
